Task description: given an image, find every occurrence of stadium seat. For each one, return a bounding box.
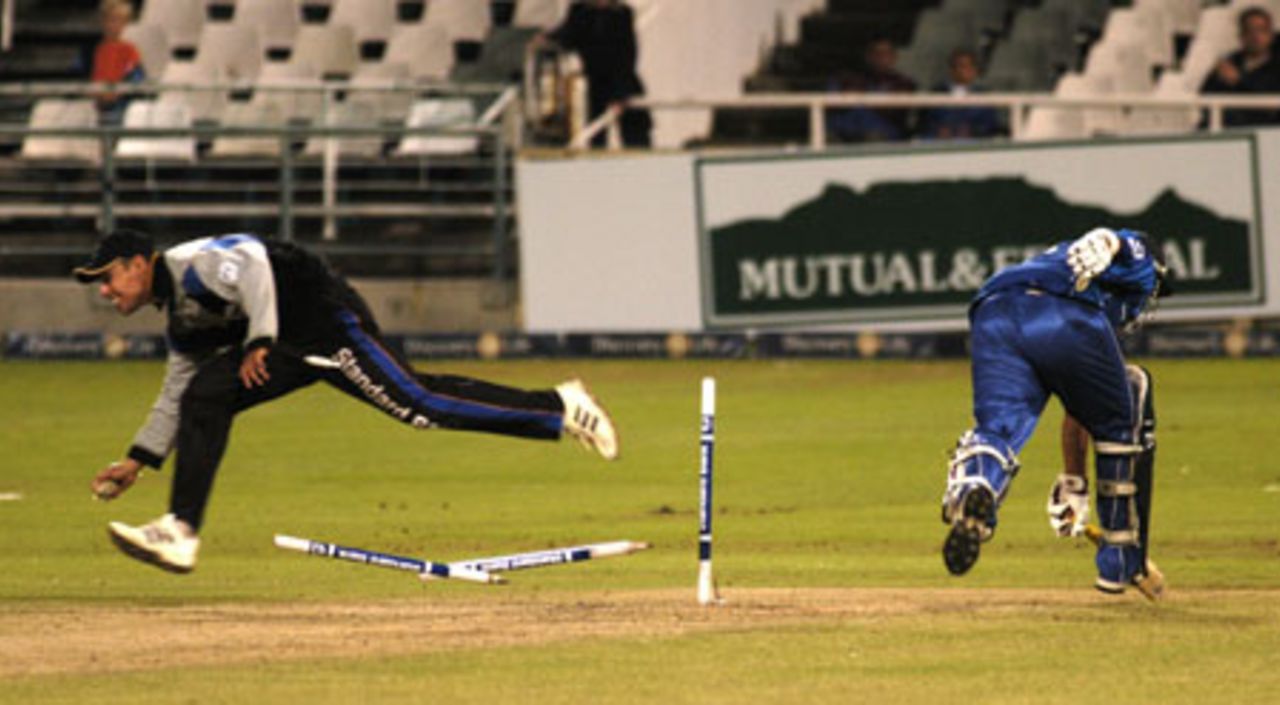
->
[423,0,492,43]
[984,40,1055,91]
[140,0,205,50]
[1135,0,1201,35]
[1127,70,1199,135]
[115,100,198,162]
[449,26,538,83]
[157,60,228,122]
[328,0,397,45]
[1040,0,1111,32]
[896,44,950,90]
[290,25,360,78]
[1084,41,1153,94]
[513,0,568,29]
[208,102,287,157]
[385,24,454,81]
[1179,6,1239,89]
[20,99,101,163]
[1006,7,1077,68]
[303,99,384,157]
[911,9,981,57]
[938,0,1010,35]
[1100,7,1174,69]
[351,61,414,122]
[123,23,171,79]
[195,23,262,82]
[251,61,324,123]
[232,0,300,53]
[1023,72,1094,141]
[393,98,479,157]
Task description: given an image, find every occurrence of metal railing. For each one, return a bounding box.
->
[0,81,522,278]
[571,91,1280,149]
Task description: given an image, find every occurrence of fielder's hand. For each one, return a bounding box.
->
[1046,473,1089,537]
[239,346,271,388]
[1067,228,1121,289]
[91,459,141,501]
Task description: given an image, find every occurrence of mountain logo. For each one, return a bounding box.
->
[704,177,1258,326]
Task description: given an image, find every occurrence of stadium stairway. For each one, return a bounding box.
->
[708,0,941,146]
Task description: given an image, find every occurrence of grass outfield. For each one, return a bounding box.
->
[1,358,1278,703]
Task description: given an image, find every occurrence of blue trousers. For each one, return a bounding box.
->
[970,290,1135,453]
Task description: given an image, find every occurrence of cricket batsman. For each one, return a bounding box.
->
[940,226,1169,598]
[74,230,620,574]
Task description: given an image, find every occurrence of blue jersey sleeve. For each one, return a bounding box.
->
[974,228,1162,330]
[1092,229,1161,328]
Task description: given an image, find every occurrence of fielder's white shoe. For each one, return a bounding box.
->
[557,379,620,461]
[108,513,200,574]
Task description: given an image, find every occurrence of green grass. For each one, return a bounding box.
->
[2,359,1278,702]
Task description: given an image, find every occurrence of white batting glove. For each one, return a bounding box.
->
[1066,228,1121,288]
[1046,473,1090,538]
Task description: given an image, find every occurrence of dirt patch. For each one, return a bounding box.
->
[0,588,1271,678]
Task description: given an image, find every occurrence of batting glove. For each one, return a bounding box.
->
[1066,228,1120,287]
[1046,473,1090,538]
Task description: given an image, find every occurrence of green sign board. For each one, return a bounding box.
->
[696,136,1264,327]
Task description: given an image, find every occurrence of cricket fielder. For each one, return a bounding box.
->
[940,227,1169,597]
[74,230,620,573]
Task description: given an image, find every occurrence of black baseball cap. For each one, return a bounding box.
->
[73,229,155,283]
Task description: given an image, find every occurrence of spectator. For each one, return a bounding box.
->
[921,49,1002,140]
[538,0,653,148]
[828,36,917,143]
[1200,6,1280,127]
[91,0,146,125]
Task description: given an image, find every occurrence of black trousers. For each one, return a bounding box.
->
[586,81,652,148]
[169,306,564,531]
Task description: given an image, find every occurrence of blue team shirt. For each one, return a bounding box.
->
[973,229,1162,329]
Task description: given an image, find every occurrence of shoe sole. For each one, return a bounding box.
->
[943,488,995,576]
[108,527,193,575]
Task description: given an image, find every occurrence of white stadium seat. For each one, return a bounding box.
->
[1085,41,1153,93]
[394,98,479,156]
[232,0,300,52]
[251,61,324,123]
[115,100,198,162]
[157,60,228,122]
[1127,70,1199,136]
[1135,0,1201,35]
[122,23,171,79]
[1023,73,1092,141]
[423,0,491,42]
[140,0,205,49]
[514,0,568,29]
[208,102,287,157]
[290,25,360,78]
[351,62,414,122]
[1101,7,1173,68]
[385,24,454,81]
[1181,6,1241,89]
[303,100,384,157]
[328,0,397,44]
[195,23,262,82]
[20,99,101,163]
